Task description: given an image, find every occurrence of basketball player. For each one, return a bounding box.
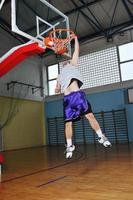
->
[55,36,111,159]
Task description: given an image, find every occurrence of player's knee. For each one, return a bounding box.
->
[85,112,94,121]
[65,121,72,128]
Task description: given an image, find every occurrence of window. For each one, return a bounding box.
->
[48,80,57,96]
[119,42,133,62]
[119,42,133,81]
[48,64,59,80]
[47,64,59,95]
[120,62,133,81]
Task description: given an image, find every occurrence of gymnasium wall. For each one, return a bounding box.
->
[45,88,133,142]
[0,28,46,150]
[0,96,46,151]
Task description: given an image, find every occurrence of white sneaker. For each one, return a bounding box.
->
[65,145,75,159]
[98,135,112,147]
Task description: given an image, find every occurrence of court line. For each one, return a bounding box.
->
[1,150,84,183]
[37,175,67,187]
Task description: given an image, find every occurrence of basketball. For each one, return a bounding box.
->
[44,37,54,47]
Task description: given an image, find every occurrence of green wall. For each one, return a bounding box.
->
[0,96,46,150]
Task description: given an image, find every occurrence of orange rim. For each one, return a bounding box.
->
[49,29,75,41]
[48,29,75,54]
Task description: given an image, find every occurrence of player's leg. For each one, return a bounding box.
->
[65,121,75,159]
[85,112,112,147]
[63,92,78,159]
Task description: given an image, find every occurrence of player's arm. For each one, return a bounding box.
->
[70,36,79,66]
[55,76,61,94]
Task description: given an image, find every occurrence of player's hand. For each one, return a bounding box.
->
[55,87,60,94]
[74,35,78,40]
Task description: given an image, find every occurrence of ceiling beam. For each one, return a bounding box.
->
[79,0,106,36]
[78,20,133,43]
[107,0,119,37]
[61,0,103,16]
[25,0,103,33]
[122,0,133,21]
[74,11,80,33]
[70,0,101,32]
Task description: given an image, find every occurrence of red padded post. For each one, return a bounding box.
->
[0,43,45,77]
[0,153,4,164]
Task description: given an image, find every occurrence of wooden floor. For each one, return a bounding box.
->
[0,143,133,200]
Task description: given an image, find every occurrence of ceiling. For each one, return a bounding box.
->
[0,0,133,47]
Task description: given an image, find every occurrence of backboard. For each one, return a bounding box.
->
[11,0,71,56]
[0,0,5,10]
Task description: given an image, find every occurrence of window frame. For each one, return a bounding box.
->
[118,42,133,82]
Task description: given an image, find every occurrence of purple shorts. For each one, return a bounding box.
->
[63,91,92,122]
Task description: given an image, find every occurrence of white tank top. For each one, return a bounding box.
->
[58,63,83,92]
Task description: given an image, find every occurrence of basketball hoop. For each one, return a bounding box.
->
[44,29,76,55]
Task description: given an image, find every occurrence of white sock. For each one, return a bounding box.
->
[96,129,103,138]
[66,139,72,147]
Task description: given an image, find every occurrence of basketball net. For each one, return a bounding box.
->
[44,29,76,55]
